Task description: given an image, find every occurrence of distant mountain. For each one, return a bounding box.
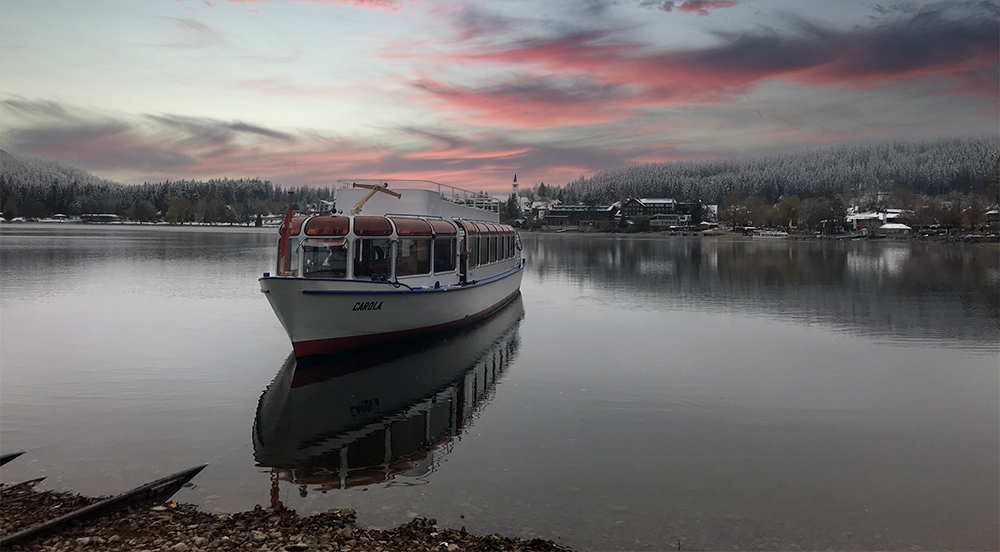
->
[0,149,23,171]
[0,149,124,190]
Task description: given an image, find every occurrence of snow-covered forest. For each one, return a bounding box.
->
[544,137,1000,206]
[0,150,332,223]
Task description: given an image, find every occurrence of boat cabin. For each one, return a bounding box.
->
[276,215,520,287]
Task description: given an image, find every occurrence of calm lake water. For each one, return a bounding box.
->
[1,224,997,551]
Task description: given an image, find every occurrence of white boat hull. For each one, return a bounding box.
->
[260,263,524,356]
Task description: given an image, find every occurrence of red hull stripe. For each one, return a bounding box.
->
[292,289,522,357]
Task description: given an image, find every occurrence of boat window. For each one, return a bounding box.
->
[489,224,502,263]
[303,239,347,278]
[455,220,479,268]
[468,236,479,267]
[289,242,301,275]
[287,216,307,236]
[500,235,508,260]
[353,216,393,236]
[304,216,349,236]
[434,237,456,273]
[479,228,489,265]
[354,238,392,279]
[390,217,433,236]
[428,220,458,235]
[396,238,431,277]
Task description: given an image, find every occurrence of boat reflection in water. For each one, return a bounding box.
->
[253,296,523,497]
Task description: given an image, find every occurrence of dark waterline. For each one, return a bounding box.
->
[1,225,997,551]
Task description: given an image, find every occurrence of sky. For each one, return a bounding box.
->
[1,0,997,192]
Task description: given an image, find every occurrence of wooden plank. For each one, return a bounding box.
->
[0,451,25,466]
[0,464,206,548]
[1,477,46,493]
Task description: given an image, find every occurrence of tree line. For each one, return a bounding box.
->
[519,137,999,207]
[0,151,332,224]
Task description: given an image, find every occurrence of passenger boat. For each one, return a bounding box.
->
[259,180,525,357]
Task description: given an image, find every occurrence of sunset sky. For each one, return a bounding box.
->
[1,0,997,192]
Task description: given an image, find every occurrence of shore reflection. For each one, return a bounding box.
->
[524,234,999,346]
[253,297,524,498]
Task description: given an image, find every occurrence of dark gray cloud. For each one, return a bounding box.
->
[2,98,78,120]
[146,114,294,146]
[639,0,740,14]
[2,100,296,176]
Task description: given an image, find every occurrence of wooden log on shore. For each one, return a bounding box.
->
[0,451,25,466]
[1,477,46,493]
[0,464,206,549]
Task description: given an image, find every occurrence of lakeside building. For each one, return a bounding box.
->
[846,208,910,230]
[530,199,560,220]
[649,213,692,231]
[621,198,704,224]
[541,204,619,229]
[621,198,676,218]
[879,223,912,236]
[80,213,122,223]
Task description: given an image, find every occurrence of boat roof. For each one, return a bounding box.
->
[335,180,500,222]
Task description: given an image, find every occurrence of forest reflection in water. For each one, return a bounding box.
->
[524,233,999,347]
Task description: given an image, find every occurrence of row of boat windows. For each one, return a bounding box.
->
[300,234,516,280]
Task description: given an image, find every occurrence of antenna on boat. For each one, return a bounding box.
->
[350,182,401,215]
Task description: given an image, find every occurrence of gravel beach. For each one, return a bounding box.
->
[1,482,574,552]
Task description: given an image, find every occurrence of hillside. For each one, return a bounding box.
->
[554,137,1000,205]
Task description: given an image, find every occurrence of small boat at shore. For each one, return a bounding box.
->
[753,229,790,239]
[259,180,525,357]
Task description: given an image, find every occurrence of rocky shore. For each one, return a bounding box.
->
[1,483,573,552]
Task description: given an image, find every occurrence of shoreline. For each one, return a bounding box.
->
[522,227,1000,244]
[4,220,999,244]
[1,482,573,552]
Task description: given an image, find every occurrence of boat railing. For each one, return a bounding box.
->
[338,179,499,214]
[385,213,445,220]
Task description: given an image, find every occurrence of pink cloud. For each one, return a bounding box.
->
[649,0,739,14]
[399,4,997,131]
[675,1,739,15]
[290,0,409,12]
[410,75,632,129]
[227,0,410,11]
